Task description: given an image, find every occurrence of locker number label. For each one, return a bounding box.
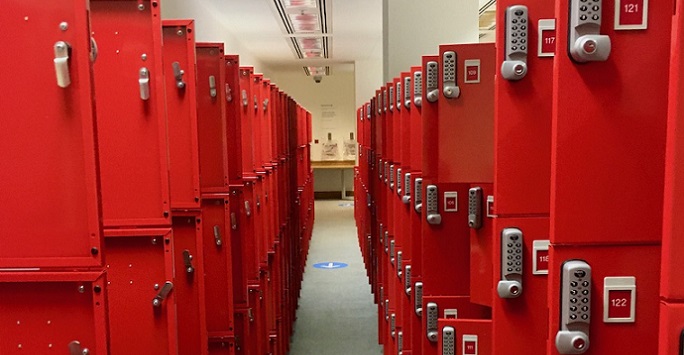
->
[463,335,478,355]
[615,0,648,30]
[464,60,481,84]
[532,240,550,275]
[538,19,556,57]
[444,192,458,212]
[603,276,636,323]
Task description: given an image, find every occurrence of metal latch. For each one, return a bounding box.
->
[242,90,248,107]
[253,95,258,110]
[172,62,186,89]
[225,83,232,102]
[54,41,71,88]
[209,75,217,98]
[245,201,252,217]
[263,98,269,111]
[256,195,261,209]
[230,212,238,230]
[213,225,223,246]
[68,340,89,355]
[182,250,194,273]
[152,281,174,307]
[138,67,150,100]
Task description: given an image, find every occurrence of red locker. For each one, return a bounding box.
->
[105,228,178,354]
[491,0,555,353]
[201,197,235,344]
[659,0,684,353]
[1,0,102,269]
[172,213,208,355]
[0,271,108,354]
[225,55,243,184]
[196,43,229,194]
[548,0,673,354]
[491,217,550,354]
[91,0,171,228]
[162,20,201,211]
[438,319,492,355]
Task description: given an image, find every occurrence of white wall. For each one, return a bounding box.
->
[268,70,357,193]
[383,0,480,82]
[161,0,273,75]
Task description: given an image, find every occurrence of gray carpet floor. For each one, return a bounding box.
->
[289,200,382,355]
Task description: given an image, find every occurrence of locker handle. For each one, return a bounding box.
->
[263,98,269,111]
[245,200,252,217]
[182,249,194,274]
[89,37,98,63]
[152,281,174,307]
[69,340,90,355]
[138,67,150,100]
[209,75,217,98]
[253,95,258,110]
[213,225,223,246]
[172,62,186,89]
[225,83,233,102]
[242,90,248,107]
[230,212,238,230]
[53,41,71,88]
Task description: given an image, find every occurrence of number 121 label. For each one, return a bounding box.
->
[615,0,648,30]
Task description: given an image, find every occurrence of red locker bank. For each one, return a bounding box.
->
[548,0,674,354]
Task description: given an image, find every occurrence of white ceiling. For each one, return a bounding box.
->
[215,0,383,74]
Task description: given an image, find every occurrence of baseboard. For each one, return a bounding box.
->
[314,191,355,200]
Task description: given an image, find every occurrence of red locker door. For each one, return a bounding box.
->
[105,229,177,354]
[162,20,201,211]
[201,197,236,340]
[225,55,243,184]
[239,66,256,175]
[197,43,229,194]
[659,0,684,353]
[91,0,171,228]
[0,271,108,354]
[172,214,208,355]
[1,0,102,268]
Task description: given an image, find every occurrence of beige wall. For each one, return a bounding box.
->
[268,70,357,193]
[383,0,480,82]
[161,1,272,75]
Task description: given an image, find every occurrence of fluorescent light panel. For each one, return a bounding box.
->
[289,12,320,33]
[284,0,317,9]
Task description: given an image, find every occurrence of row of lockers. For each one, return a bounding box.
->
[355,0,683,354]
[1,1,314,355]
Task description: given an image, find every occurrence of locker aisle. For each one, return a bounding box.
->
[289,200,381,355]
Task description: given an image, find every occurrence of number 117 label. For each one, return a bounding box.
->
[615,0,648,30]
